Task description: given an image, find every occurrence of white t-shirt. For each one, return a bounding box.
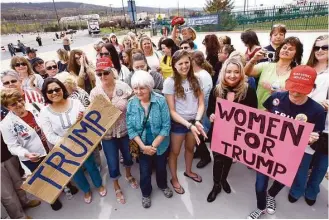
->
[118,65,131,83]
[309,68,329,133]
[22,74,44,91]
[163,77,202,120]
[39,98,85,145]
[146,52,160,72]
[195,69,212,111]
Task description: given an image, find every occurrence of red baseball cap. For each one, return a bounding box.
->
[285,65,317,94]
[96,57,113,71]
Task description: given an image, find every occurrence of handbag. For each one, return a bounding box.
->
[129,103,152,159]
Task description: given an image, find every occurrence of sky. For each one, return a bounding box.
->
[1,0,296,9]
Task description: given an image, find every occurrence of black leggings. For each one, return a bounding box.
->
[213,152,233,183]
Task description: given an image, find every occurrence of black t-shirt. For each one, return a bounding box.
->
[207,85,258,117]
[57,61,68,73]
[212,61,222,87]
[263,91,326,132]
[206,54,219,71]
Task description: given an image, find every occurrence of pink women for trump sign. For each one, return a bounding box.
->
[211,98,314,187]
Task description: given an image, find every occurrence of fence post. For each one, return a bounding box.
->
[271,5,275,29]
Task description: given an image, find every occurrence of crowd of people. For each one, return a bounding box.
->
[0,23,328,219]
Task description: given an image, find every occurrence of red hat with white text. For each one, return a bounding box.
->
[285,65,317,94]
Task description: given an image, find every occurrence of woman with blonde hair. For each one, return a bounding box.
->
[206,58,257,203]
[67,49,96,94]
[122,35,133,50]
[140,36,161,72]
[45,60,59,78]
[57,48,69,73]
[10,56,44,92]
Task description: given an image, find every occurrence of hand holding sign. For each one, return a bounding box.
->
[309,132,320,145]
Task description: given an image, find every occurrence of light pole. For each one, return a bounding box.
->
[52,0,60,28]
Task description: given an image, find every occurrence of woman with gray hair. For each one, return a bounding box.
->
[127,53,164,94]
[1,70,44,104]
[126,70,173,208]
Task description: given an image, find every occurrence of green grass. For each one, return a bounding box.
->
[234,15,328,31]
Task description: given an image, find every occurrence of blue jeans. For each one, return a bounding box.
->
[73,154,102,193]
[255,172,285,210]
[139,149,168,197]
[102,136,133,180]
[22,157,45,172]
[289,152,328,200]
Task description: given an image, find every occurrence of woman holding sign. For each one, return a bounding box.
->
[163,50,207,194]
[39,78,106,204]
[247,65,326,219]
[206,58,258,202]
[90,57,138,205]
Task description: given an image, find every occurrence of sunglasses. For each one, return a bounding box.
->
[46,65,58,70]
[14,62,27,67]
[47,87,62,94]
[3,79,18,85]
[100,52,110,57]
[9,98,24,108]
[96,71,111,77]
[180,46,190,50]
[314,45,328,51]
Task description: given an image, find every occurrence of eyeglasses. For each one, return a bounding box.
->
[96,71,111,77]
[3,79,18,85]
[100,52,110,57]
[46,87,62,94]
[314,45,328,51]
[180,46,190,50]
[9,98,24,108]
[46,65,58,70]
[14,62,27,67]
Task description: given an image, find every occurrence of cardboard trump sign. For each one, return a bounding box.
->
[211,98,314,187]
[21,95,121,204]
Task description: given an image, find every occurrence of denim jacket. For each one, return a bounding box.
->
[126,92,170,155]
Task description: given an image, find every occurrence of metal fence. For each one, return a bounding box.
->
[192,3,328,32]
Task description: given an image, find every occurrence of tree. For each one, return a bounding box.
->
[204,0,234,13]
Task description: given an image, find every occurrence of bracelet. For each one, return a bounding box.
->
[187,123,193,130]
[194,120,201,124]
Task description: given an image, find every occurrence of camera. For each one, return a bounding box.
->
[262,48,275,61]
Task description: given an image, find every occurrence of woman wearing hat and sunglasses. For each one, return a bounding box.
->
[90,57,138,205]
[247,65,326,219]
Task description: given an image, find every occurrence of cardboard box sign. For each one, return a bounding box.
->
[211,98,314,187]
[21,95,121,204]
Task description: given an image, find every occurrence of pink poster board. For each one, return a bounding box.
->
[211,98,315,187]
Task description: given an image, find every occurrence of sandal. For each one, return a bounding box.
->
[170,179,185,194]
[184,172,202,183]
[84,192,92,204]
[125,176,139,189]
[115,189,126,204]
[98,186,107,197]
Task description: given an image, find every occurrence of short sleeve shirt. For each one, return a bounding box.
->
[255,62,290,110]
[162,77,201,120]
[263,91,325,133]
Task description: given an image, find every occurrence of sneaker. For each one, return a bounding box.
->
[142,196,151,208]
[161,187,173,198]
[247,209,265,219]
[266,195,276,215]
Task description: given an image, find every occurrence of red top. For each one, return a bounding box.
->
[21,111,49,153]
[245,47,262,62]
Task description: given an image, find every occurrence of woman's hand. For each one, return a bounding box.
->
[143,145,157,156]
[25,153,40,162]
[190,125,201,145]
[252,50,266,62]
[309,132,320,145]
[209,113,216,122]
[195,121,208,139]
[76,112,84,121]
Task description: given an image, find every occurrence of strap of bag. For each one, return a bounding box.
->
[31,102,41,112]
[139,103,152,137]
